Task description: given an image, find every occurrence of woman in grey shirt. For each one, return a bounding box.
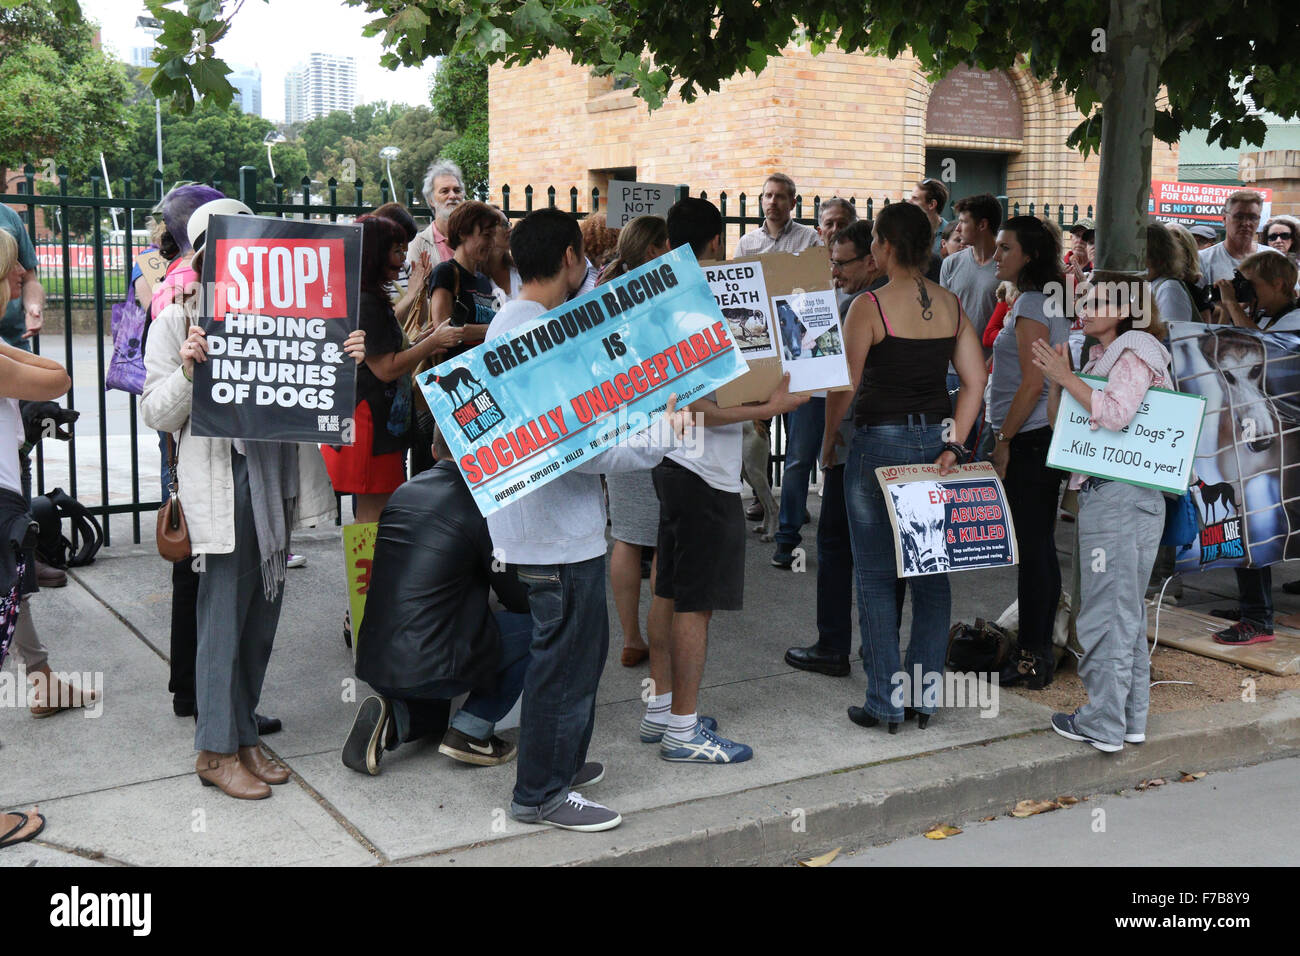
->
[989,216,1071,690]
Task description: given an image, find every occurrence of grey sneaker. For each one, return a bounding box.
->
[573,761,604,787]
[538,791,622,832]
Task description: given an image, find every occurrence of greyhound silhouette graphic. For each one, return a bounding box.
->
[433,367,484,405]
[1193,477,1240,524]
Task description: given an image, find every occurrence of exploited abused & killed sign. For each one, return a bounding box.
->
[417,246,748,517]
[192,215,361,443]
[876,462,1018,577]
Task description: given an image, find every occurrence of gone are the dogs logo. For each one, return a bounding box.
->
[423,365,502,440]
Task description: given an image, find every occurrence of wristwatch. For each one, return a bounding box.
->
[996,430,1010,443]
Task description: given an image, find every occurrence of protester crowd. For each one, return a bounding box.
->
[1,160,1295,845]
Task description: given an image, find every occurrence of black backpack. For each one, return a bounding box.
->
[29,488,103,569]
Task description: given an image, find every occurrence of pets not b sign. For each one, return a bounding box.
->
[416,246,748,517]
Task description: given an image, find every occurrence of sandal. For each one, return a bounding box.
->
[0,809,46,848]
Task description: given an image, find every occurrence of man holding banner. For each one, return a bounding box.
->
[468,209,705,832]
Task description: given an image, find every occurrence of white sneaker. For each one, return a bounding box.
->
[1124,732,1146,744]
[286,553,307,569]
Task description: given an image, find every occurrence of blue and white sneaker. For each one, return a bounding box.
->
[639,714,718,744]
[1051,711,1123,753]
[660,722,753,763]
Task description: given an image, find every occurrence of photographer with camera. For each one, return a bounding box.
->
[1214,251,1300,332]
[1200,191,1267,295]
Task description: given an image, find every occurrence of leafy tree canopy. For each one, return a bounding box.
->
[0,0,133,174]
[114,0,1300,157]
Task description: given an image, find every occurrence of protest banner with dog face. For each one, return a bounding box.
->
[191,215,361,443]
[876,462,1017,577]
[417,245,748,517]
[1168,321,1300,570]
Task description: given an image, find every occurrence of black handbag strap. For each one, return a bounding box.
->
[166,433,179,496]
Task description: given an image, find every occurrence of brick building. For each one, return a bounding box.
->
[488,47,1180,234]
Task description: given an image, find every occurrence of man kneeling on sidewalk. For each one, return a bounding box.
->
[343,425,533,775]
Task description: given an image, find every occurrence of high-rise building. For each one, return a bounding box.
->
[229,64,263,117]
[284,53,356,123]
[130,46,154,68]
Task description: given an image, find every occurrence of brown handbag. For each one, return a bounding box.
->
[156,433,192,562]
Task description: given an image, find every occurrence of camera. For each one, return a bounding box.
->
[1209,269,1256,306]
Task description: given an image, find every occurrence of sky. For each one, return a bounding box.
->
[81,0,439,122]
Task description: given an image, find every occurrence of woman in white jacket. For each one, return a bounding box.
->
[141,200,365,799]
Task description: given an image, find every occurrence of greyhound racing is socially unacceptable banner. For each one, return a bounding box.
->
[875,462,1017,577]
[191,215,361,443]
[1047,374,1205,496]
[416,246,748,516]
[1167,321,1300,571]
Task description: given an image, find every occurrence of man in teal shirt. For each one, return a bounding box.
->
[0,204,44,349]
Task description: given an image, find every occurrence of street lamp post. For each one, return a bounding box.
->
[380,146,401,199]
[264,131,287,180]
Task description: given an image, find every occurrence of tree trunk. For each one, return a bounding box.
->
[1095,0,1163,277]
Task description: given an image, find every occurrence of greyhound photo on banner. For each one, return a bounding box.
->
[1168,321,1300,571]
[772,288,850,392]
[191,215,362,443]
[417,246,749,517]
[876,462,1018,578]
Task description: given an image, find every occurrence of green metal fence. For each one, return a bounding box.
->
[2,162,1094,545]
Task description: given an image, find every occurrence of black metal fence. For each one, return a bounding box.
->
[2,163,1095,545]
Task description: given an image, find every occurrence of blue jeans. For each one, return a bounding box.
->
[776,397,825,551]
[380,610,534,745]
[510,556,609,820]
[844,424,952,721]
[817,464,904,655]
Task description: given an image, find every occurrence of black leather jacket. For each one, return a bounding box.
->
[355,460,528,693]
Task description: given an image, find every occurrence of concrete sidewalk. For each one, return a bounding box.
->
[2,497,1298,867]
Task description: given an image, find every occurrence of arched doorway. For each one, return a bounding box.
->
[923,65,1023,216]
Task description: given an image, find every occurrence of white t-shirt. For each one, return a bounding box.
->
[1151,276,1198,324]
[1198,242,1267,286]
[0,398,22,494]
[667,392,743,493]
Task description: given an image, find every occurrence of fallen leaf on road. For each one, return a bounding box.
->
[1179,771,1207,783]
[1057,796,1080,806]
[1011,799,1062,818]
[924,825,962,839]
[1137,778,1167,790]
[980,815,997,822]
[798,847,841,867]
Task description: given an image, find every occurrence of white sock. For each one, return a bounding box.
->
[644,692,672,724]
[666,711,697,738]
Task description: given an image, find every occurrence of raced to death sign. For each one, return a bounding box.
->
[1046,374,1205,496]
[417,246,748,517]
[876,462,1017,577]
[191,215,361,443]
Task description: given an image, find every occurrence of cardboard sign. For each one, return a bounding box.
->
[710,246,845,406]
[136,249,168,293]
[1167,321,1300,570]
[605,180,676,228]
[416,246,747,517]
[876,462,1017,577]
[1149,180,1273,229]
[1047,374,1205,496]
[343,522,378,661]
[192,215,361,443]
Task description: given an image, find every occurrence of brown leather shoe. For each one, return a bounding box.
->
[29,668,98,718]
[196,751,271,799]
[35,560,67,588]
[238,745,290,785]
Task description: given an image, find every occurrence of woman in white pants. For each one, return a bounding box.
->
[1031,279,1170,752]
